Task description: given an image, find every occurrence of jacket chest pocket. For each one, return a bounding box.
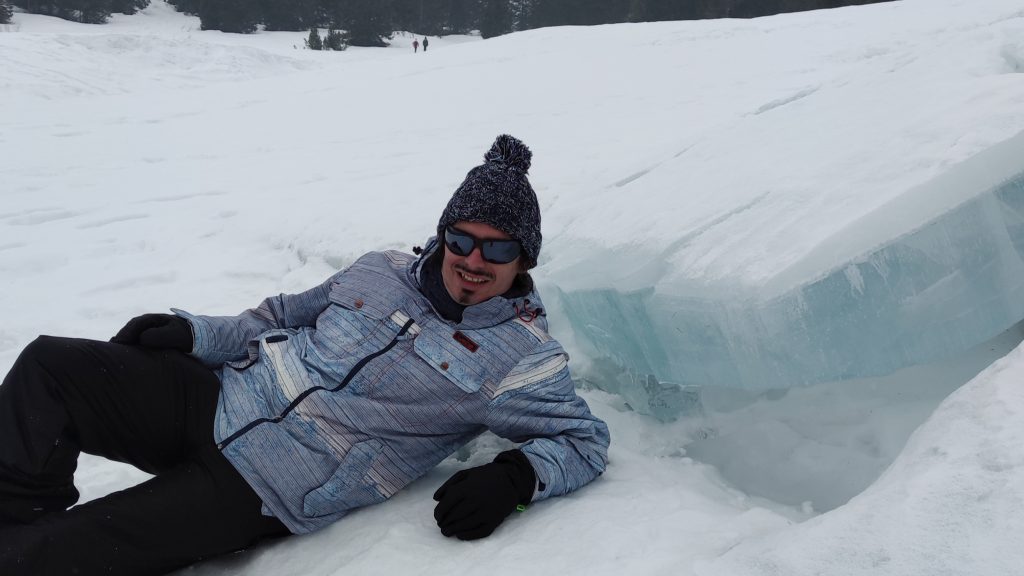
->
[319,284,403,352]
[412,326,510,395]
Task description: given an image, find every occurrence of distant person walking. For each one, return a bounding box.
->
[413,38,419,53]
[423,37,429,52]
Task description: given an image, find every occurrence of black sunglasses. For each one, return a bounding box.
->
[444,226,522,264]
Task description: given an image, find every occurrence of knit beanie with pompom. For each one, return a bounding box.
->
[437,134,541,269]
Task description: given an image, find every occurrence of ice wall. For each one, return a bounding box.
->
[556,133,1024,421]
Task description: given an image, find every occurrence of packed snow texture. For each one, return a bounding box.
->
[3,0,1024,574]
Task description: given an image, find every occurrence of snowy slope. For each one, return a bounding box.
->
[3,1,1024,575]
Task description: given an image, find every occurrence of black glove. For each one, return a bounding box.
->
[433,449,536,540]
[110,313,193,353]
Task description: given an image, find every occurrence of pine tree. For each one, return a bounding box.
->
[344,0,393,47]
[507,0,526,31]
[260,0,317,31]
[515,0,627,28]
[324,27,347,49]
[389,0,416,32]
[67,0,113,23]
[524,0,560,28]
[0,0,12,24]
[390,0,452,36]
[446,0,469,33]
[479,0,510,38]
[166,0,200,15]
[424,0,452,35]
[198,0,258,33]
[318,0,341,29]
[306,26,323,49]
[316,0,339,28]
[627,0,646,21]
[110,0,148,15]
[17,0,115,23]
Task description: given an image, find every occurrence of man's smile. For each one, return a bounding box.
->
[455,265,493,285]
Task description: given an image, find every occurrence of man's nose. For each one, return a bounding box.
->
[464,246,487,267]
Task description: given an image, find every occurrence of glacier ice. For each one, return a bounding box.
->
[552,132,1024,421]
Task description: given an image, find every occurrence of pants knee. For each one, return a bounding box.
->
[21,335,70,358]
[16,336,77,371]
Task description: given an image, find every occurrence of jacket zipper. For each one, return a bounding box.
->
[217,318,415,450]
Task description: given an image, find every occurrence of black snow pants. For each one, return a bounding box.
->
[0,336,289,575]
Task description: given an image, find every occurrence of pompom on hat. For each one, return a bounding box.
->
[437,135,542,269]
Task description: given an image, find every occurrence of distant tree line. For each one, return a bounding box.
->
[10,0,148,24]
[1,0,13,25]
[8,0,895,40]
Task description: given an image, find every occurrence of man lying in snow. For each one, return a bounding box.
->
[0,135,609,575]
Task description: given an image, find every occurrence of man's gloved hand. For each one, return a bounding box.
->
[433,449,536,541]
[110,313,193,353]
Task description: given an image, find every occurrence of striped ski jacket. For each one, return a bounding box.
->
[174,239,610,534]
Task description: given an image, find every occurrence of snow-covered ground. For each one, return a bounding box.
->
[3,1,1024,574]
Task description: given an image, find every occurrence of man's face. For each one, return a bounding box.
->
[441,221,522,306]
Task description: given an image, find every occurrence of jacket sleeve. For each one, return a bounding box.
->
[171,272,341,367]
[483,340,610,502]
